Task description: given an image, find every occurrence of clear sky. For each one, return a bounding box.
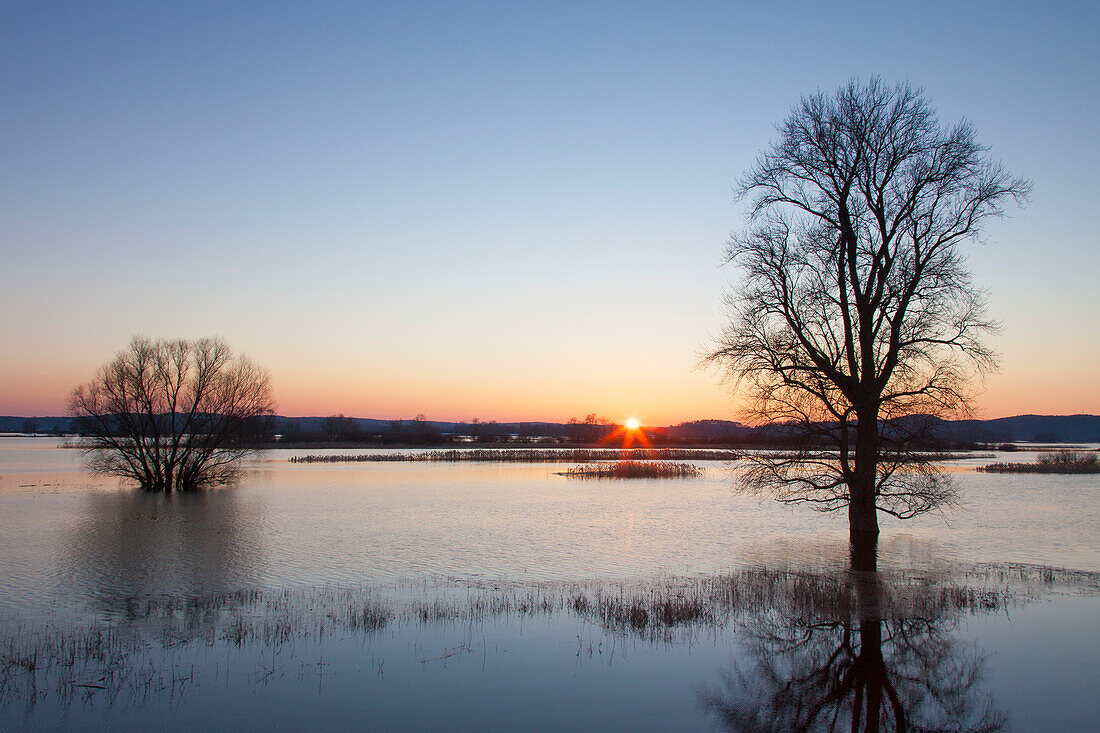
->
[2,1,1097,425]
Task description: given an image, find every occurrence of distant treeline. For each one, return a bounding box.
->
[0,417,74,435]
[271,414,814,448]
[5,413,1099,445]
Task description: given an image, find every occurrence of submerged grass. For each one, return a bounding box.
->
[560,460,705,479]
[288,448,737,464]
[2,563,1095,710]
[978,449,1100,474]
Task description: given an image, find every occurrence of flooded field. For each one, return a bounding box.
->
[1,437,1098,730]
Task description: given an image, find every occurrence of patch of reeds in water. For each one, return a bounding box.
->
[560,460,705,479]
[288,448,737,464]
[977,449,1100,474]
[762,450,993,462]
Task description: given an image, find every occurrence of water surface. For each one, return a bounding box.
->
[1,438,1098,730]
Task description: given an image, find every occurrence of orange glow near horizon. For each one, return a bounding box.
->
[2,352,1098,424]
[600,421,652,451]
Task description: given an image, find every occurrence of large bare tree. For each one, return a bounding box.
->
[70,337,275,491]
[705,79,1028,563]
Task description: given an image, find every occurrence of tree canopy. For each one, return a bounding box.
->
[705,78,1029,555]
[69,336,275,491]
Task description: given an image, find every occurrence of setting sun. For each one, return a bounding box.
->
[625,418,641,431]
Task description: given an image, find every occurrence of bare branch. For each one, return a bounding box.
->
[704,78,1028,533]
[68,337,276,491]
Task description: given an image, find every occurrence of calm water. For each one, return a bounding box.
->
[1,437,1098,730]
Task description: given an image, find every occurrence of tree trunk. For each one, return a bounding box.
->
[849,409,880,571]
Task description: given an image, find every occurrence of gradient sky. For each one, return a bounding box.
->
[2,1,1097,425]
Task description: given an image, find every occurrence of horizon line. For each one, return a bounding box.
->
[5,411,1100,427]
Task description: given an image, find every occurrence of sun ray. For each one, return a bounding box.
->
[600,418,650,452]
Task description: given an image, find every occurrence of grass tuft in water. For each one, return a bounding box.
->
[561,461,705,479]
[2,564,1095,709]
[978,449,1100,473]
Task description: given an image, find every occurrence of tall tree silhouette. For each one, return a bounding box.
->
[705,78,1029,564]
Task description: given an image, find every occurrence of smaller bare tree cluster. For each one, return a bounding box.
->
[323,413,357,439]
[69,337,275,491]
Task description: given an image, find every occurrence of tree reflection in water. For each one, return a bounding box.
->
[701,556,1006,732]
[60,487,265,610]
[5,545,1094,727]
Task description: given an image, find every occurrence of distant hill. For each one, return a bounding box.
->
[939,414,1100,443]
[0,416,75,434]
[3,413,1099,443]
[664,415,1100,443]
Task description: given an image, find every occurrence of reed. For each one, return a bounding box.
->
[977,450,1100,474]
[560,460,705,479]
[289,448,737,464]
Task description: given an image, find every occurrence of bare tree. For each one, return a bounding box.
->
[323,413,357,440]
[704,79,1029,563]
[69,336,276,491]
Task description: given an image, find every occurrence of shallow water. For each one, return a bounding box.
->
[1,438,1097,614]
[1,437,1098,730]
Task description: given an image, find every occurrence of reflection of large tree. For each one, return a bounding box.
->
[701,570,1005,732]
[62,489,264,610]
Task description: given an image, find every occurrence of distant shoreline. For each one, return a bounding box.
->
[5,413,1100,445]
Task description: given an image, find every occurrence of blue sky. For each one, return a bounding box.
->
[2,1,1097,422]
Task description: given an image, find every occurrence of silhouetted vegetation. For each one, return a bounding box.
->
[68,337,275,490]
[703,78,1029,559]
[7,414,1097,444]
[561,461,705,479]
[978,450,1100,474]
[321,413,357,440]
[3,563,1092,713]
[288,448,737,463]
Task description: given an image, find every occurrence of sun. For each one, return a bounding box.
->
[624,417,641,431]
